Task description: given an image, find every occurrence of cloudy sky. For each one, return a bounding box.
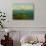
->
[13,4,33,10]
[12,0,31,3]
[12,0,33,10]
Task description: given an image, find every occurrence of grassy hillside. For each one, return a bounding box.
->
[13,10,34,20]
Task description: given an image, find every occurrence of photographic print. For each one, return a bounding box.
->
[12,3,34,20]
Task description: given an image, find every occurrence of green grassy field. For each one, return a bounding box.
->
[13,10,34,20]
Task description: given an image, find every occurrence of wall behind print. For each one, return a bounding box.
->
[0,0,46,27]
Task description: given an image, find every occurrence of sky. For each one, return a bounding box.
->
[13,4,33,10]
[12,0,32,4]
